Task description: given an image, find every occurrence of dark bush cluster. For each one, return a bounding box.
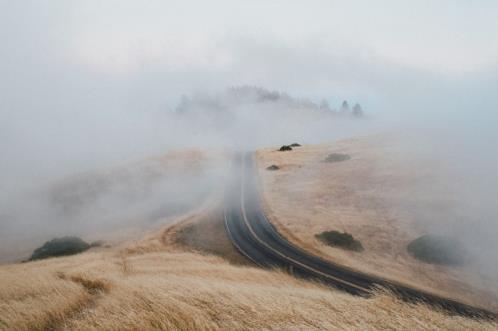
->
[315,230,364,252]
[407,234,467,265]
[278,142,301,151]
[278,145,293,151]
[29,236,90,261]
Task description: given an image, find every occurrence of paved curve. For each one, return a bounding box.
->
[224,152,496,318]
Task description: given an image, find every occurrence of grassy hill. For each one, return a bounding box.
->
[256,136,498,311]
[1,208,496,330]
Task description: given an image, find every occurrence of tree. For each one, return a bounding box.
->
[352,103,363,117]
[340,100,350,114]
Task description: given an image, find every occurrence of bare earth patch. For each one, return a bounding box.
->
[256,135,498,312]
[172,204,251,266]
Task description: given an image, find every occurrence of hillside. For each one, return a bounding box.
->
[1,143,497,330]
[0,150,225,263]
[1,208,496,330]
[256,135,498,312]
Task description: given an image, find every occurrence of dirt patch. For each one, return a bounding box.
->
[174,207,251,266]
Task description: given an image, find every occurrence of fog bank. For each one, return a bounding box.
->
[1,1,497,267]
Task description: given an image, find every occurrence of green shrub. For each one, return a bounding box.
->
[315,230,364,252]
[29,236,90,261]
[324,153,351,163]
[407,234,467,265]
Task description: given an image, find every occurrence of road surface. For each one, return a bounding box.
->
[224,152,496,318]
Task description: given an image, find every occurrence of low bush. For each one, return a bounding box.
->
[266,165,280,171]
[29,236,90,261]
[324,153,351,163]
[279,145,292,151]
[315,230,364,252]
[407,234,467,265]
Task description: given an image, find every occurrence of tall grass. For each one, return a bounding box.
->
[1,234,496,330]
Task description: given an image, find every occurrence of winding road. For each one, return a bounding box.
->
[224,152,496,318]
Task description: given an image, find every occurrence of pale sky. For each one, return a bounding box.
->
[1,0,497,192]
[2,1,497,96]
[64,1,498,74]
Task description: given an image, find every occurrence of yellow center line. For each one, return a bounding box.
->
[224,206,263,267]
[239,153,369,293]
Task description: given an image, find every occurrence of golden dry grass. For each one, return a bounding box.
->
[1,143,497,330]
[256,135,498,311]
[1,220,497,331]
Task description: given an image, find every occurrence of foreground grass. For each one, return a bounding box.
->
[1,226,496,331]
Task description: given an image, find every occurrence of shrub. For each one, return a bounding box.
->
[290,143,301,147]
[279,145,292,151]
[407,234,467,265]
[324,153,351,163]
[266,165,280,171]
[29,236,90,261]
[90,240,105,247]
[315,231,364,252]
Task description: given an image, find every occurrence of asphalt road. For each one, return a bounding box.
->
[224,152,496,318]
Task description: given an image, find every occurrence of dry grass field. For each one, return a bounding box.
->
[1,206,497,331]
[256,135,498,312]
[1,144,497,330]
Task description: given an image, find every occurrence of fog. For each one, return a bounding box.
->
[1,0,497,281]
[391,129,498,278]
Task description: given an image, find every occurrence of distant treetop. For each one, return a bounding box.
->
[174,86,364,118]
[352,103,363,117]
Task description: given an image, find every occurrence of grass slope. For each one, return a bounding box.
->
[256,136,498,311]
[2,209,496,330]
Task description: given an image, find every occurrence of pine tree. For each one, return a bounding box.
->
[352,103,363,117]
[340,100,350,114]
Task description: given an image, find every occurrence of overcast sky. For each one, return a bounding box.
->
[1,1,497,193]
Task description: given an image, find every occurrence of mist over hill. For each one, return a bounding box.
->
[167,86,369,151]
[175,86,364,118]
[0,83,370,263]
